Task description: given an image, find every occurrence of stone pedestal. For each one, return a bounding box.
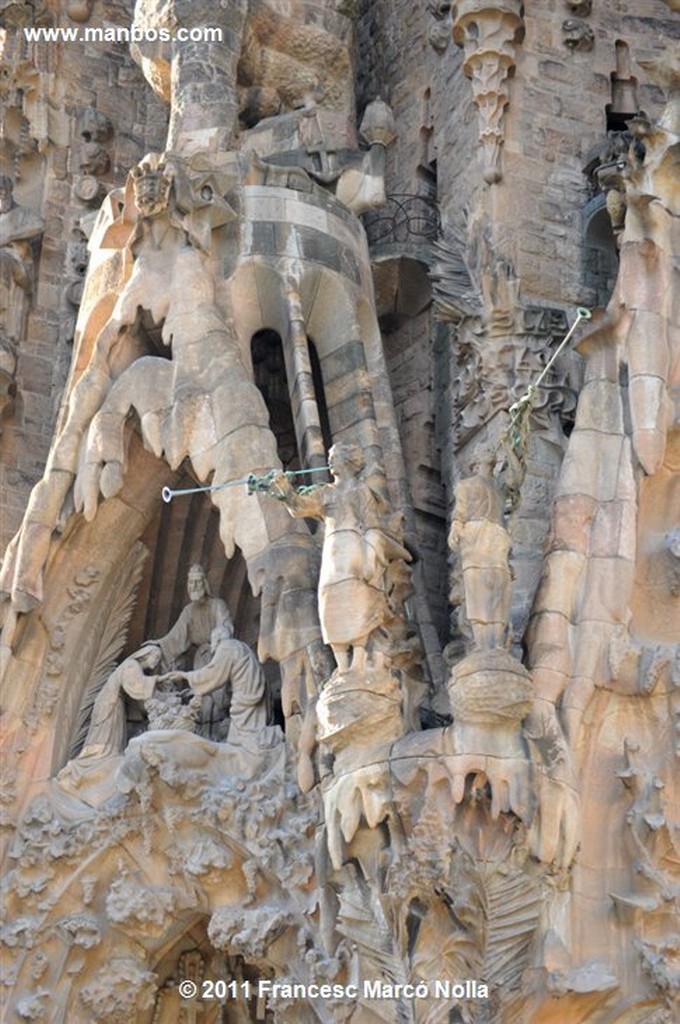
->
[445,648,534,818]
[316,664,404,772]
[316,664,405,868]
[448,648,533,741]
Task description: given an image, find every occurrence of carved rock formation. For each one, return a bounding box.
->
[0,2,678,1023]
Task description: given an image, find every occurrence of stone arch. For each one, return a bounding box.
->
[147,920,271,1023]
[227,243,393,478]
[0,426,314,822]
[0,435,175,789]
[583,193,618,307]
[251,327,301,471]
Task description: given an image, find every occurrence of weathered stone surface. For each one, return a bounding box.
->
[0,2,678,1022]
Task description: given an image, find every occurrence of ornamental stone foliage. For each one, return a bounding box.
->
[0,2,678,1023]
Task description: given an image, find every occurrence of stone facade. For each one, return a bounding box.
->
[0,2,678,1023]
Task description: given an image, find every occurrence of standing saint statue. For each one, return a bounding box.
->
[0,176,44,346]
[448,445,515,652]
[267,443,412,672]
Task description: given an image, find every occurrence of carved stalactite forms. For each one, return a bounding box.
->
[452,1,525,184]
[1,3,677,1020]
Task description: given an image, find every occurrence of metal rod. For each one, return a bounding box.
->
[161,465,330,503]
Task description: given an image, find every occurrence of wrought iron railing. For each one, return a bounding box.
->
[363,193,440,249]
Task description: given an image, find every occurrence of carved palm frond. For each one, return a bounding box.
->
[411,892,482,983]
[68,542,148,759]
[429,235,482,323]
[336,867,413,1022]
[417,1004,454,1024]
[479,864,541,989]
[410,838,541,1020]
[338,886,408,979]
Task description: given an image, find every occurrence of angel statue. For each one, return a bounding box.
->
[266,442,412,673]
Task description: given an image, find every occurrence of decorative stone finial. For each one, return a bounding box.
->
[359,97,398,148]
[452,1,525,184]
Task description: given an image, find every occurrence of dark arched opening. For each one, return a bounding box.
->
[251,328,301,471]
[583,195,619,307]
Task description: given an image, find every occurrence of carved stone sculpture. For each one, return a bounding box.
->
[268,442,412,672]
[161,621,280,747]
[56,644,160,801]
[0,176,44,428]
[0,175,44,346]
[150,563,232,670]
[1,3,678,1022]
[266,442,419,866]
[143,686,203,732]
[562,18,595,53]
[443,442,545,852]
[0,156,272,610]
[60,229,89,344]
[79,141,110,177]
[449,445,513,651]
[598,158,628,237]
[427,2,453,53]
[452,1,525,184]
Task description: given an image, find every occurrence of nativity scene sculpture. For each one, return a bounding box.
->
[150,563,232,672]
[57,563,278,806]
[1,3,678,1023]
[160,620,281,748]
[57,643,162,799]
